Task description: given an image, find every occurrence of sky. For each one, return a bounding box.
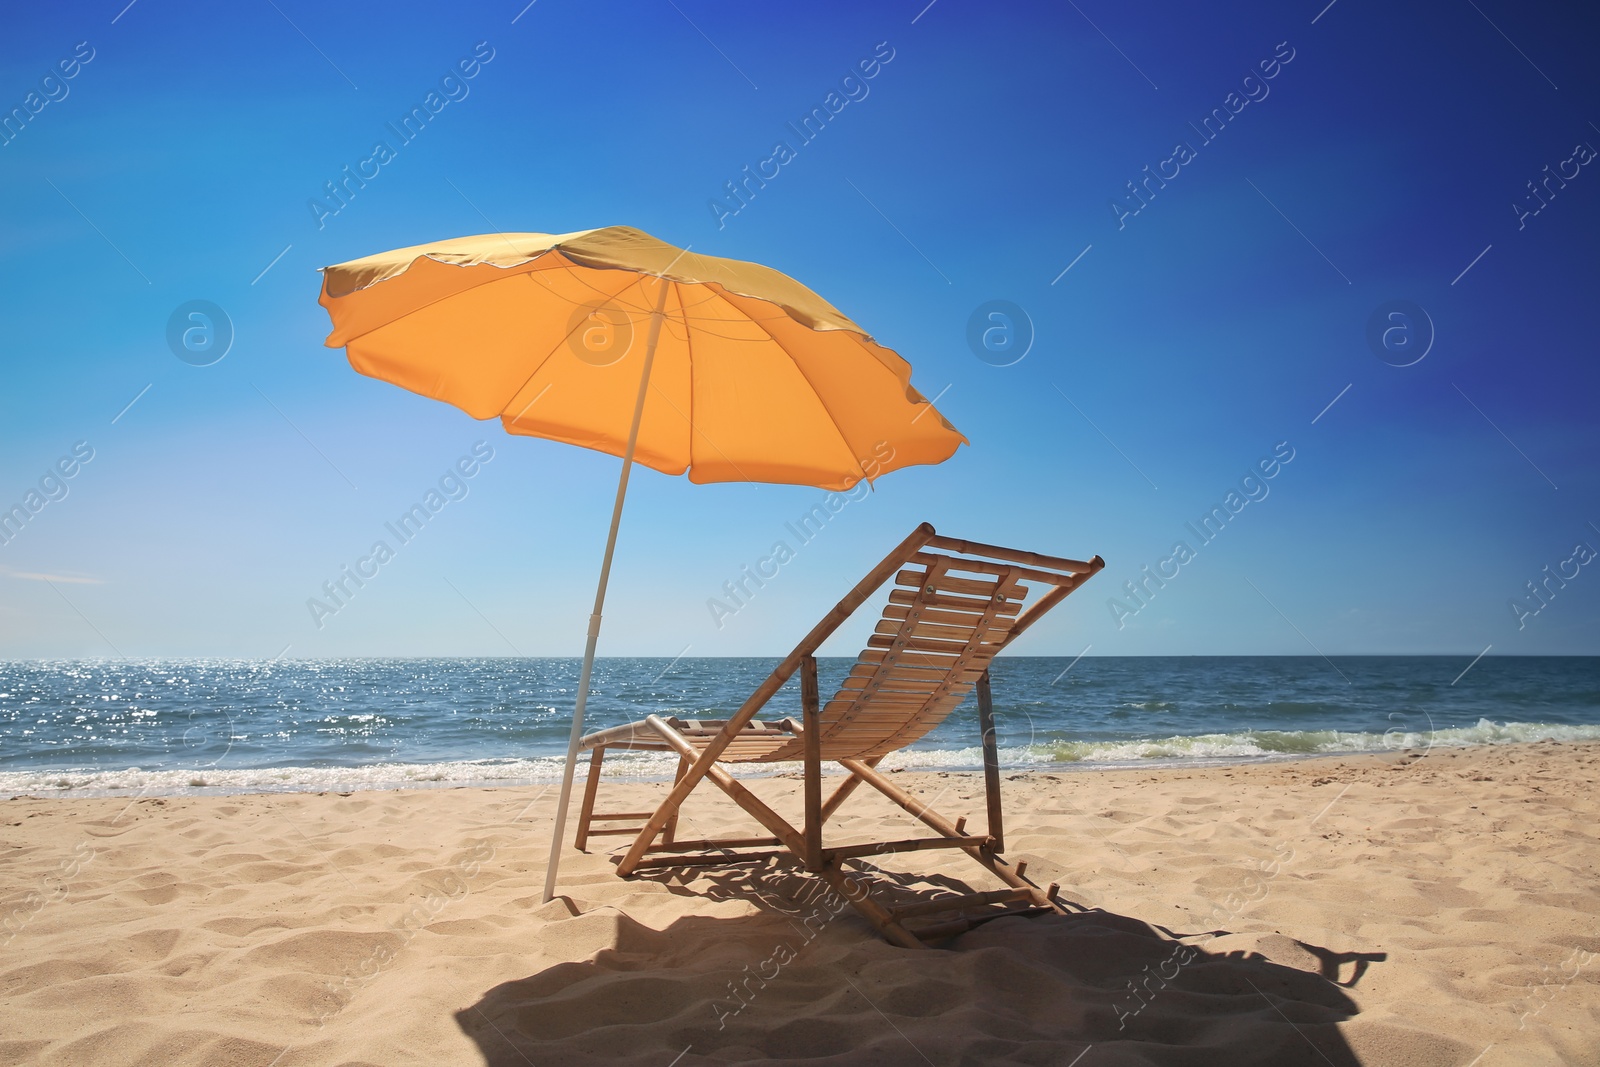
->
[1,0,1597,660]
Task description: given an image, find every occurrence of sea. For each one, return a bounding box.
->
[2,656,1597,798]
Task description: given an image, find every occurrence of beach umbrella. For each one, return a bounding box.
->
[317,226,966,900]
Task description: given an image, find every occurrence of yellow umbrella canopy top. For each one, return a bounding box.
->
[319,226,967,490]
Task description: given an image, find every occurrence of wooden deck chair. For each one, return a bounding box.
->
[572,523,1104,948]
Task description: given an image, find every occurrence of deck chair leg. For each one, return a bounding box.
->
[617,739,725,876]
[662,755,689,848]
[816,863,926,950]
[617,709,772,875]
[840,756,968,842]
[976,671,1004,854]
[574,746,605,852]
[819,755,881,822]
[639,714,810,859]
[801,655,823,871]
[839,756,1061,913]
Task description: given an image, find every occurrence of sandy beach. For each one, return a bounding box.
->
[3,741,1597,1066]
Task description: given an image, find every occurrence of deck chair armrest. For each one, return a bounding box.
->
[580,721,669,749]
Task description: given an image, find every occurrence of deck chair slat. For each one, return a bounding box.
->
[847,660,978,680]
[852,667,985,687]
[877,696,970,720]
[857,647,963,666]
[907,621,1012,643]
[834,696,934,713]
[874,618,1009,642]
[897,569,1025,600]
[847,661,911,679]
[867,634,1005,655]
[858,695,968,711]
[840,675,980,693]
[886,588,1023,614]
[881,603,1022,628]
[831,710,966,726]
[832,710,934,726]
[834,702,937,719]
[928,576,1026,602]
[825,710,947,726]
[861,679,983,695]
[875,616,985,637]
[868,660,968,678]
[885,599,1022,622]
[844,684,922,701]
[836,698,971,720]
[866,633,971,653]
[841,689,949,704]
[852,664,962,682]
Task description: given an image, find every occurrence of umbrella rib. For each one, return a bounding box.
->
[499,269,644,422]
[647,281,761,484]
[647,381,758,484]
[663,285,851,342]
[566,269,847,344]
[555,260,687,315]
[705,286,865,482]
[558,248,866,337]
[673,278,697,476]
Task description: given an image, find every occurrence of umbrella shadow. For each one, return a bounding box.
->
[455,861,1378,1066]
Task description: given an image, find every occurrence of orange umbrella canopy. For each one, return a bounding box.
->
[319,226,966,490]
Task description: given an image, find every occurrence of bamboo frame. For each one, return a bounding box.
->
[663,755,689,848]
[629,850,790,871]
[801,655,823,871]
[569,524,1102,947]
[820,755,879,819]
[822,835,991,859]
[976,671,1004,854]
[573,747,605,851]
[648,836,780,852]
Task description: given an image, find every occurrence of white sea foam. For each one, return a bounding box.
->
[5,719,1597,798]
[0,751,680,799]
[1041,718,1600,764]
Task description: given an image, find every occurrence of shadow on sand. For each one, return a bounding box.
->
[456,860,1381,1066]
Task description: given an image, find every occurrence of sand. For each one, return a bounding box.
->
[3,740,1598,1066]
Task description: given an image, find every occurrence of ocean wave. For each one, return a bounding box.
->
[1044,718,1600,763]
[0,750,683,798]
[4,719,1596,798]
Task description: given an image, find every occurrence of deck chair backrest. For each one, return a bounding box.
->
[811,537,1094,760]
[584,525,1102,766]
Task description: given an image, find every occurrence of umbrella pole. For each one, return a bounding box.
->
[542,276,671,903]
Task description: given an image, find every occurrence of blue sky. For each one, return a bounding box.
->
[1,0,1597,659]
